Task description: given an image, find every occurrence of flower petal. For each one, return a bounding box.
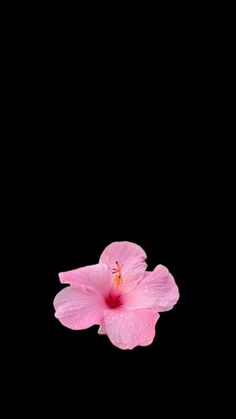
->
[121,258,147,293]
[99,241,147,268]
[53,286,106,330]
[99,242,147,293]
[97,321,106,335]
[59,263,112,295]
[103,308,159,349]
[124,265,179,312]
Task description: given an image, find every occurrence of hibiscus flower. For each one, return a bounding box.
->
[53,241,179,349]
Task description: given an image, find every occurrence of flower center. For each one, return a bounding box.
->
[105,293,123,309]
[112,260,123,287]
[105,261,124,309]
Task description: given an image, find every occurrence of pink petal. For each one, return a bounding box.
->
[97,321,106,335]
[59,263,112,295]
[124,265,179,312]
[99,242,147,293]
[103,308,159,350]
[53,286,106,330]
[99,241,147,268]
[121,258,147,293]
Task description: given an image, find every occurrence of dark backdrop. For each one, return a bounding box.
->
[38,135,202,404]
[12,8,221,413]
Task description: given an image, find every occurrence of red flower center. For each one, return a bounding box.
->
[105,293,123,309]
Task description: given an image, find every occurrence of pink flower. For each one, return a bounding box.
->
[53,241,179,350]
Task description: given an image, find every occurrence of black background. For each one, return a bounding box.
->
[30,33,212,401]
[20,50,215,403]
[38,134,203,403]
[8,6,227,412]
[22,93,215,414]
